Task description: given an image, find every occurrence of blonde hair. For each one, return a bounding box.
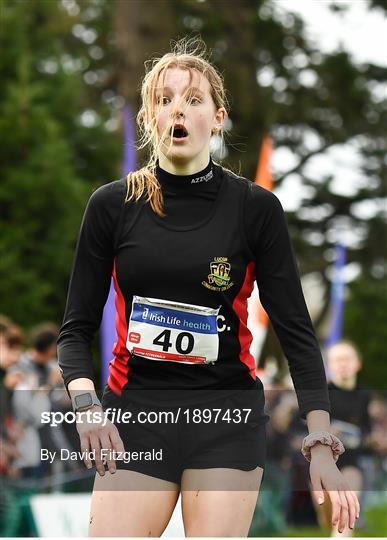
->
[125,37,229,217]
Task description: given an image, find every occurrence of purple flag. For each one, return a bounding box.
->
[100,104,137,385]
[325,241,346,348]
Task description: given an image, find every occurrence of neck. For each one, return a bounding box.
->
[158,153,211,176]
[156,156,214,188]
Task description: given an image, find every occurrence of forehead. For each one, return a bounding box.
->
[155,67,211,94]
[328,344,358,360]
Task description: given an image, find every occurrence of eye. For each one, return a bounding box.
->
[157,96,170,105]
[189,96,201,105]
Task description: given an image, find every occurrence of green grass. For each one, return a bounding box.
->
[284,504,387,538]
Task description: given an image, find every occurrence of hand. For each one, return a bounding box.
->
[76,405,125,476]
[309,445,360,532]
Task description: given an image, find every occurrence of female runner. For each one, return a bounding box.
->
[57,38,360,537]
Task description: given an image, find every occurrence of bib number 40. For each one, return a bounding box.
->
[127,295,220,364]
[153,329,194,355]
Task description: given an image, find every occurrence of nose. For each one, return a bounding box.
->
[171,110,184,121]
[170,98,185,120]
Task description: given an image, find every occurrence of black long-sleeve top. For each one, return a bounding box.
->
[57,158,330,418]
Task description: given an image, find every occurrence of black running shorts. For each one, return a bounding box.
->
[101,385,269,485]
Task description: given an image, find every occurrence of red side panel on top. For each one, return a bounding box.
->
[232,261,257,380]
[107,258,130,395]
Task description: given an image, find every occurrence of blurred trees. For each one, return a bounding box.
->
[1,0,385,384]
[0,0,121,325]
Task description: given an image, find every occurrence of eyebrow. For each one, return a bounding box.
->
[155,86,205,97]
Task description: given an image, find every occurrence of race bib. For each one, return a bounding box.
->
[127,296,220,365]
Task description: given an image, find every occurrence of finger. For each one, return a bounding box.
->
[328,491,341,528]
[338,490,349,533]
[310,471,325,505]
[345,490,357,530]
[109,426,125,454]
[99,433,116,474]
[354,491,361,519]
[80,436,92,470]
[90,434,105,476]
[349,490,360,522]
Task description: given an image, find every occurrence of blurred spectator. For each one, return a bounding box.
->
[262,372,295,533]
[362,394,387,500]
[274,383,317,528]
[0,319,83,485]
[1,315,13,430]
[10,323,66,479]
[316,340,372,537]
[12,322,61,386]
[252,365,305,535]
[0,316,24,476]
[1,324,24,369]
[368,395,387,457]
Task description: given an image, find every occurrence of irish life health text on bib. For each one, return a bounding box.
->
[127,296,220,364]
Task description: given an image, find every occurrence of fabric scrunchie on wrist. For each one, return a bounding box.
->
[301,431,345,462]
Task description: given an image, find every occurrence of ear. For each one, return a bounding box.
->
[212,107,227,134]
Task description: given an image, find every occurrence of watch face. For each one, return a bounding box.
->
[75,393,93,409]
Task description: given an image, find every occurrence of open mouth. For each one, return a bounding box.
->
[172,124,188,139]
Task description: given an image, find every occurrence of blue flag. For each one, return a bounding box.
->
[325,241,346,348]
[100,104,137,385]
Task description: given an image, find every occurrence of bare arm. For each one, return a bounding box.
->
[306,409,330,432]
[68,377,96,393]
[306,409,360,532]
